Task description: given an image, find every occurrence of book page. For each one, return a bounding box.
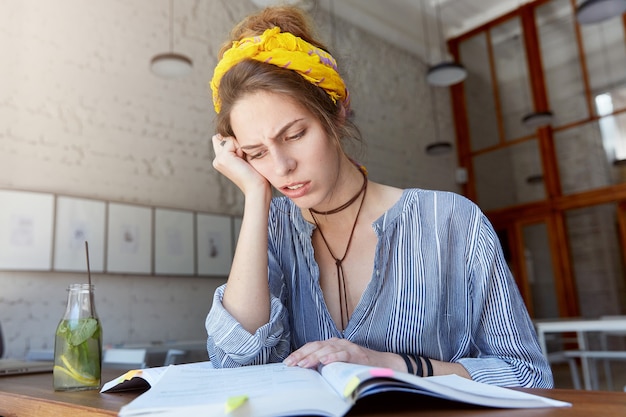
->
[321,362,570,409]
[119,363,351,417]
[100,361,214,393]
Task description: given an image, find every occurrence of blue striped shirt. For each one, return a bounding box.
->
[205,189,553,388]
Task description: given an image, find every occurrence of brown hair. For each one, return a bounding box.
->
[214,6,361,150]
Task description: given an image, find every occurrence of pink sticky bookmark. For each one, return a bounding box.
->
[369,368,394,378]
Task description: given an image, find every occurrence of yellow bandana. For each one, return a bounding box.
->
[210,27,349,114]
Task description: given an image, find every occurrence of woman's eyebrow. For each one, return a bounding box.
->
[239,119,304,151]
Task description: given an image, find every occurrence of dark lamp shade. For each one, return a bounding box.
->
[522,111,554,128]
[150,53,193,78]
[525,174,544,185]
[426,62,467,87]
[425,141,453,156]
[576,0,626,24]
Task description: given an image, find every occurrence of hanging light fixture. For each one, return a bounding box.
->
[425,141,453,156]
[522,111,554,128]
[576,0,626,25]
[150,0,193,78]
[419,1,453,156]
[426,0,467,87]
[510,22,553,129]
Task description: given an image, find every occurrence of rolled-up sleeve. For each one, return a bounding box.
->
[205,284,291,368]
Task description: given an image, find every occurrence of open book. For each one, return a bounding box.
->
[109,361,570,417]
[101,361,214,393]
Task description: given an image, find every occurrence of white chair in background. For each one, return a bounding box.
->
[163,349,187,366]
[102,348,147,370]
[599,315,626,391]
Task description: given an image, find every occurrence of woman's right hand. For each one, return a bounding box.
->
[211,134,270,197]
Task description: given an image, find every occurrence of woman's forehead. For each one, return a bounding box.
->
[230,92,311,140]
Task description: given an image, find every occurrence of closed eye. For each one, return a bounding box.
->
[286,129,305,141]
[246,149,267,160]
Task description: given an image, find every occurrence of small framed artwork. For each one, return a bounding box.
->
[106,203,152,274]
[196,213,233,276]
[53,196,106,272]
[154,208,195,275]
[0,190,54,270]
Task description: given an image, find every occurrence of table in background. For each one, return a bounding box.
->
[534,317,626,390]
[27,340,209,368]
[2,370,626,417]
[108,339,208,367]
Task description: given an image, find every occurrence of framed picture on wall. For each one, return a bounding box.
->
[106,203,152,274]
[53,196,106,272]
[0,190,54,270]
[196,213,233,276]
[154,208,195,275]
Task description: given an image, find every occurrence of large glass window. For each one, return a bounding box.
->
[581,17,626,115]
[554,116,626,194]
[473,139,545,211]
[522,222,559,319]
[491,17,536,141]
[565,204,626,318]
[536,0,589,127]
[459,32,499,152]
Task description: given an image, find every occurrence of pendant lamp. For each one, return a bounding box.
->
[576,0,626,25]
[150,0,193,78]
[420,1,453,156]
[522,111,554,128]
[426,0,467,87]
[510,24,553,129]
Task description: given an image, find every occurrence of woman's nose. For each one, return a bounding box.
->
[273,150,296,176]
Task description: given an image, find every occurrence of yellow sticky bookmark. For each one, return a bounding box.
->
[118,369,142,383]
[343,376,360,398]
[225,395,249,413]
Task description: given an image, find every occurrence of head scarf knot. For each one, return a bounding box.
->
[210,27,349,114]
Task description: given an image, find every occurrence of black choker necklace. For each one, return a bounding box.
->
[310,168,367,216]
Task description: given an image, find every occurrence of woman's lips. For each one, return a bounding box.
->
[280,181,311,199]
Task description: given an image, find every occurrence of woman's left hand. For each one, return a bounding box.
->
[283,338,472,379]
[283,338,394,369]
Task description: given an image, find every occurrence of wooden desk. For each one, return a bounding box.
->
[0,369,129,417]
[1,370,625,417]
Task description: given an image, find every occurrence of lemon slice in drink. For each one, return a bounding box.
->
[57,355,97,385]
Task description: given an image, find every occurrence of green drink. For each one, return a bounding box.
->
[53,284,102,391]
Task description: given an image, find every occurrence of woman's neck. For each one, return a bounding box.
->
[304,161,368,225]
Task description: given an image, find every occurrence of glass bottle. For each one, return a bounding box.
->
[53,283,102,391]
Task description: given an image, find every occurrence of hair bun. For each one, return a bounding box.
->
[219,6,328,58]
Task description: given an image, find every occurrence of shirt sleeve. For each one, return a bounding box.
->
[205,282,291,368]
[457,213,554,388]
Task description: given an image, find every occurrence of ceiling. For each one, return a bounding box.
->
[314,0,530,63]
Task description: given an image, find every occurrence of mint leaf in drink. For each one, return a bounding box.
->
[69,318,98,346]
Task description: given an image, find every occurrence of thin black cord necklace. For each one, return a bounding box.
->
[310,168,367,215]
[309,171,368,331]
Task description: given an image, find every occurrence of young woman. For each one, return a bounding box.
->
[205,5,553,388]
